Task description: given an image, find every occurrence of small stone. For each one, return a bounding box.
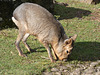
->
[59,66,67,71]
[94,72,100,75]
[66,64,75,68]
[51,68,59,72]
[63,70,70,75]
[43,72,52,75]
[97,60,100,63]
[64,70,68,72]
[96,66,100,72]
[90,62,98,67]
[55,72,61,75]
[84,68,96,74]
[72,68,83,75]
[77,64,87,69]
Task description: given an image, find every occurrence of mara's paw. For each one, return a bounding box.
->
[19,53,27,57]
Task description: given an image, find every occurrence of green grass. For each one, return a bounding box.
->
[0,0,100,74]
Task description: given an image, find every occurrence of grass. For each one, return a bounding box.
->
[0,0,100,74]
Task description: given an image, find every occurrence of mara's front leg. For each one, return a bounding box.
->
[51,48,58,61]
[40,41,55,62]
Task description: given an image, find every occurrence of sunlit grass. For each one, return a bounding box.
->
[0,0,100,74]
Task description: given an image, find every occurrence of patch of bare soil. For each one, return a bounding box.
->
[91,9,100,22]
[43,60,100,75]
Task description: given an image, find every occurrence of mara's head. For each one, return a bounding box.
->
[57,34,77,62]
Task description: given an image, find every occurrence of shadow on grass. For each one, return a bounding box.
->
[54,4,91,20]
[25,47,46,55]
[68,42,100,61]
[25,42,100,62]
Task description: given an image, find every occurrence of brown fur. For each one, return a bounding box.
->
[12,3,77,62]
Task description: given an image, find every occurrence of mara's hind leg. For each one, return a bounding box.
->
[12,17,28,57]
[22,33,31,52]
[15,31,27,57]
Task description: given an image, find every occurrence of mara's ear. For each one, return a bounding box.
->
[64,38,73,45]
[71,34,77,41]
[64,34,77,45]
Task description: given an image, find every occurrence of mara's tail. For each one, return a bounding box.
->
[12,17,19,26]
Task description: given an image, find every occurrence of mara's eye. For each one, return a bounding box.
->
[66,50,69,53]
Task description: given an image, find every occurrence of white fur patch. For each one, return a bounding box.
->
[12,17,19,26]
